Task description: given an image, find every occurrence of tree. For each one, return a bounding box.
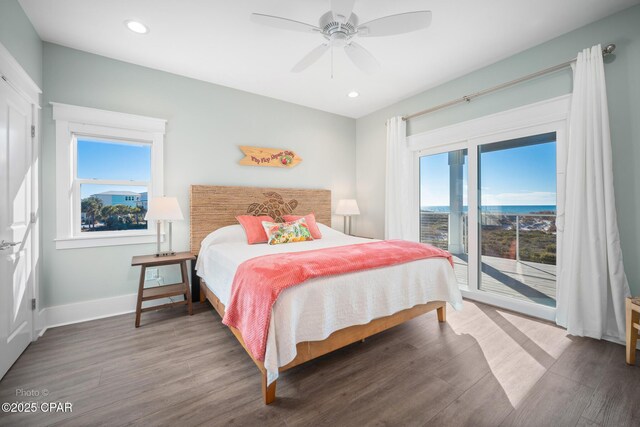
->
[131,206,144,225]
[101,205,123,230]
[81,196,104,230]
[114,205,133,226]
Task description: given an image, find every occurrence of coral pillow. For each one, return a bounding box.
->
[282,213,322,239]
[261,218,314,245]
[236,215,274,244]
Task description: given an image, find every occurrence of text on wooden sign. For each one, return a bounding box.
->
[239,146,302,168]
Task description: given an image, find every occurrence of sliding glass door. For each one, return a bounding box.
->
[418,127,560,318]
[478,133,557,308]
[419,149,468,287]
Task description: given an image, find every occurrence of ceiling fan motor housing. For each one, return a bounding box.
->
[320,11,358,47]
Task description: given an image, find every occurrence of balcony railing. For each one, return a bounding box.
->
[420,211,557,265]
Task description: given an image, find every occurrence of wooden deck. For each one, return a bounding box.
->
[452,255,556,307]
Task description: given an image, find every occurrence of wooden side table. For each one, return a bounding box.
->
[131,251,196,327]
[627,297,640,365]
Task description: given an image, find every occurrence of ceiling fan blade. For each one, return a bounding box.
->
[251,13,319,33]
[358,11,432,37]
[331,0,356,23]
[344,42,380,74]
[291,44,330,72]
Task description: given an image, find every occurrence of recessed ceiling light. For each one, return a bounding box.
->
[125,20,149,34]
[347,91,359,98]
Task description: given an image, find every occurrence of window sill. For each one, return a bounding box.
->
[55,232,164,250]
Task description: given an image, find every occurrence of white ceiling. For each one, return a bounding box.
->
[19,0,639,118]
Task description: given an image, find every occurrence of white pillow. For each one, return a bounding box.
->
[199,224,247,250]
[315,223,347,238]
[199,222,353,254]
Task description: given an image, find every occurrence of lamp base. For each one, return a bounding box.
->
[154,221,176,257]
[155,251,176,257]
[343,216,353,236]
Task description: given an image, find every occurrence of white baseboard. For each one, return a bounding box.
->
[603,333,640,351]
[42,292,176,330]
[34,308,48,339]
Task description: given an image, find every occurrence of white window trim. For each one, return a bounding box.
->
[412,94,571,321]
[52,102,166,249]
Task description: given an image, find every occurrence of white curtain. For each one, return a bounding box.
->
[385,116,419,241]
[556,44,630,340]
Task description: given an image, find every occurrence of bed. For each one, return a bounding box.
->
[190,185,463,404]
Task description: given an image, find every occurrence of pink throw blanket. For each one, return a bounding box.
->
[222,240,453,361]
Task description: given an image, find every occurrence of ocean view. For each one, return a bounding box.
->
[422,205,556,214]
[420,205,557,265]
[419,137,558,275]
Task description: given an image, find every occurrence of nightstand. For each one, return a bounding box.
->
[131,251,196,327]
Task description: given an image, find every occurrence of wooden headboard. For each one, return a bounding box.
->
[190,185,331,255]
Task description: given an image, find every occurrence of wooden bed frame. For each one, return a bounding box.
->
[190,185,447,404]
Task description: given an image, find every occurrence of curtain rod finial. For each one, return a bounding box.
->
[603,44,616,55]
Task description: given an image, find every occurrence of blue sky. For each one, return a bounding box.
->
[420,141,556,207]
[78,139,151,198]
[78,137,555,206]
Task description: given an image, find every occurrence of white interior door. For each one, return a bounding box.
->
[0,78,34,379]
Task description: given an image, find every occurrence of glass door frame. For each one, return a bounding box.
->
[416,120,567,321]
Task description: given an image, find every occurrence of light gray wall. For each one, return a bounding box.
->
[41,43,356,307]
[355,5,640,294]
[0,0,42,87]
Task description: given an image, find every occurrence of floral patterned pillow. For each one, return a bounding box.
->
[261,218,314,245]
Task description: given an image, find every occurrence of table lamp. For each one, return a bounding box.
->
[144,197,184,256]
[335,199,360,235]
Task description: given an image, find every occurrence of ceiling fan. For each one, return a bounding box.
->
[251,0,432,74]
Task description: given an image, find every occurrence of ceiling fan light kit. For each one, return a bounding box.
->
[251,0,432,75]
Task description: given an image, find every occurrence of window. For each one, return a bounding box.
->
[412,95,569,320]
[77,138,151,234]
[53,103,165,249]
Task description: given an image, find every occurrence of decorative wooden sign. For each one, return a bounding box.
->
[239,146,302,168]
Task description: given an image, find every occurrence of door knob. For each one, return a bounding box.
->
[0,240,18,250]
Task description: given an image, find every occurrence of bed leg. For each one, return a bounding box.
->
[261,372,277,405]
[199,286,206,303]
[437,305,446,323]
[191,255,200,303]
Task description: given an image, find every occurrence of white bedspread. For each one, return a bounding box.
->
[196,224,463,385]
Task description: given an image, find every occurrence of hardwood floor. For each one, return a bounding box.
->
[0,299,638,426]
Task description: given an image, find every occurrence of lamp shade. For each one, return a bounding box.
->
[144,197,184,221]
[335,199,360,216]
